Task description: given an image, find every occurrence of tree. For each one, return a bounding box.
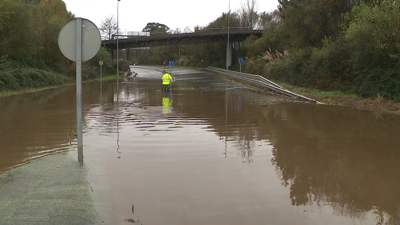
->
[170,28,181,34]
[207,12,240,28]
[34,0,74,68]
[0,0,72,66]
[238,0,259,29]
[256,10,280,29]
[142,22,170,34]
[99,15,119,40]
[0,0,37,62]
[278,0,358,47]
[0,1,8,32]
[184,26,193,33]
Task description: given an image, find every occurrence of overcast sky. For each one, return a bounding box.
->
[63,0,279,33]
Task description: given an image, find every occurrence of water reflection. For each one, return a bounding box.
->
[1,70,400,224]
[0,81,117,172]
[262,103,400,224]
[162,93,173,115]
[91,75,400,223]
[0,87,76,172]
[78,147,84,165]
[195,86,400,223]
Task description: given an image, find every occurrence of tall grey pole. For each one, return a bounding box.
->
[100,63,103,95]
[117,0,119,85]
[76,18,83,150]
[226,0,230,70]
[224,88,228,157]
[116,2,121,155]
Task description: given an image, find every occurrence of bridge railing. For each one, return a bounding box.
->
[193,27,252,33]
[147,27,257,36]
[109,28,262,40]
[205,66,319,103]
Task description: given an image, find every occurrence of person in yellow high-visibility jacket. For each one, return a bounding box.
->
[162,72,174,92]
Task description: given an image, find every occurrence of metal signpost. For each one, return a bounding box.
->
[99,60,104,80]
[99,60,104,96]
[239,58,244,73]
[226,0,230,70]
[117,0,120,89]
[169,61,174,74]
[58,18,101,162]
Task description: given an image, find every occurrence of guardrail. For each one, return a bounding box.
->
[205,66,320,103]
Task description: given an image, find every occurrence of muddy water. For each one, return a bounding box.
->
[1,67,400,224]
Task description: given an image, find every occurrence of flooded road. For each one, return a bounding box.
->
[1,67,400,225]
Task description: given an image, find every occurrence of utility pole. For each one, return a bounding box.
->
[226,0,230,70]
[117,0,120,85]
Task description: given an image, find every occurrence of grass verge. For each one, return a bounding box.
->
[0,75,117,98]
[276,82,360,104]
[0,86,64,97]
[276,81,400,115]
[216,71,400,115]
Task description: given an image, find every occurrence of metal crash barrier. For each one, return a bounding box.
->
[205,66,320,104]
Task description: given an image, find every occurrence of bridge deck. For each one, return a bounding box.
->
[102,30,263,49]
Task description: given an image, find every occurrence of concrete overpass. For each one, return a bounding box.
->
[101,29,263,49]
[101,29,263,68]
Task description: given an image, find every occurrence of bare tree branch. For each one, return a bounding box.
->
[99,15,120,40]
[238,0,259,29]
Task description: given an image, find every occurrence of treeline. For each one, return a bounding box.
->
[245,0,400,101]
[130,0,400,101]
[2,0,399,100]
[0,0,110,91]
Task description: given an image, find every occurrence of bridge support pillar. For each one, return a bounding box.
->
[226,42,232,69]
[108,49,114,68]
[126,48,131,63]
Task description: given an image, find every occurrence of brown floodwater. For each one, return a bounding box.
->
[1,67,400,225]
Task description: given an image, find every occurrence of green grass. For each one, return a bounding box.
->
[0,86,62,97]
[217,72,359,104]
[277,82,360,100]
[92,75,117,81]
[0,75,118,98]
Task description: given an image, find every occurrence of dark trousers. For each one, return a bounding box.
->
[163,84,170,92]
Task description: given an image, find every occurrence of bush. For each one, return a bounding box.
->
[0,70,19,90]
[262,47,313,86]
[0,68,71,91]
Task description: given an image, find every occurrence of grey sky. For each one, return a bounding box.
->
[62,0,279,33]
